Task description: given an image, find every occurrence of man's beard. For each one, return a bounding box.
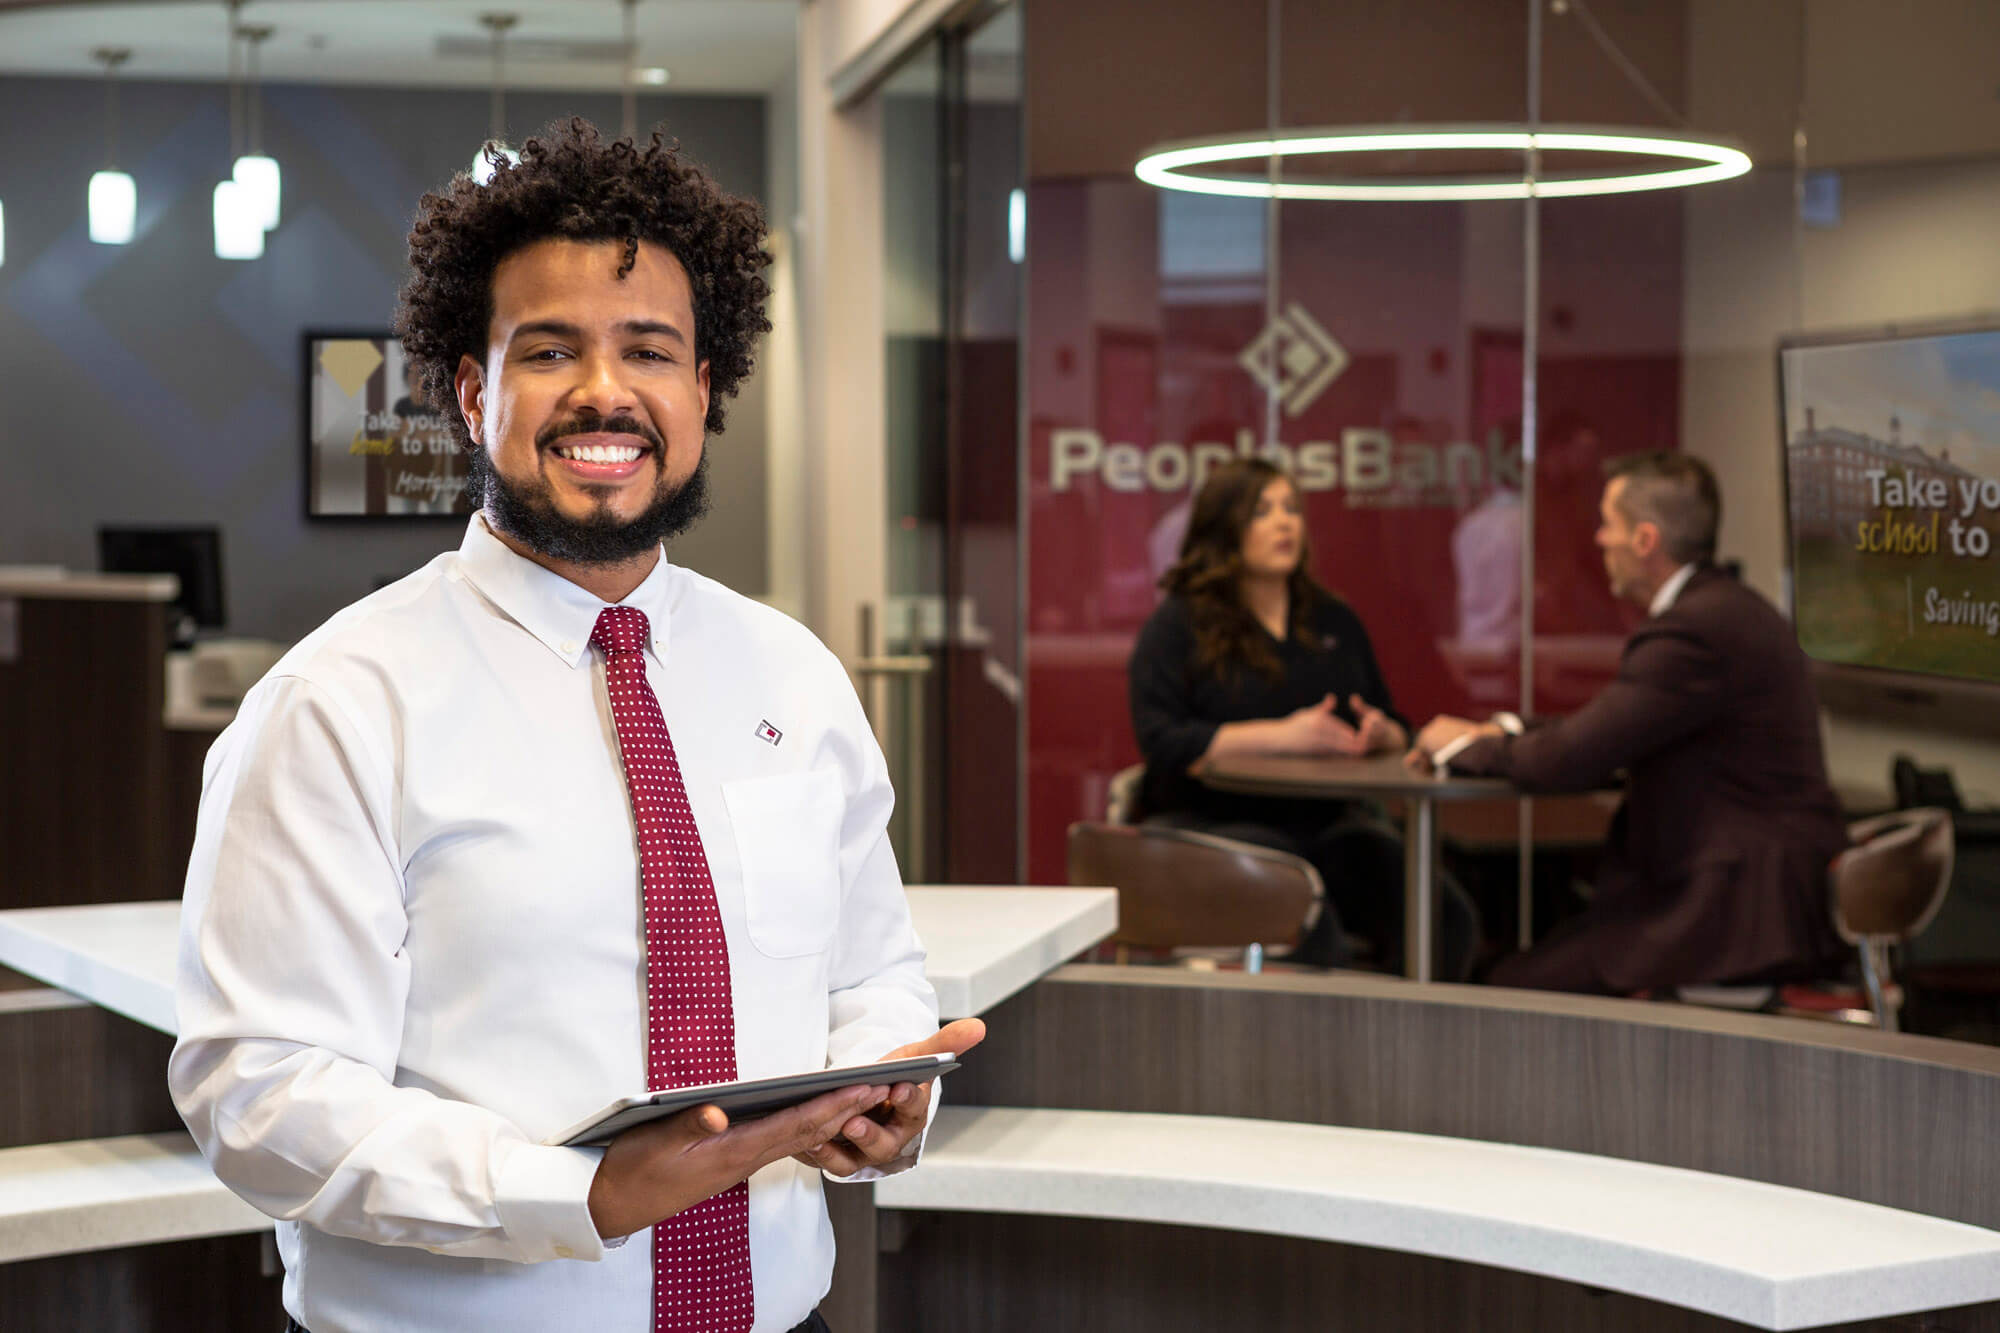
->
[468,434,711,566]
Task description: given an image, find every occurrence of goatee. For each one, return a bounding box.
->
[469,444,712,566]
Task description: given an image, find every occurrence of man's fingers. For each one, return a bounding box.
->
[803,1138,867,1177]
[739,1084,887,1163]
[880,1017,987,1063]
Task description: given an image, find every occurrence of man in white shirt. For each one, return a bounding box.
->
[1406,453,1847,993]
[171,119,982,1333]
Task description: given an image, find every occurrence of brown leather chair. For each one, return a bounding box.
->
[1769,808,1954,1031]
[1066,820,1323,969]
[1682,809,1954,1028]
[1829,807,1955,1031]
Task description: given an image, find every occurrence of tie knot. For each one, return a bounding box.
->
[589,605,651,657]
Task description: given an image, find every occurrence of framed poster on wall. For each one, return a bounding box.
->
[303,330,473,518]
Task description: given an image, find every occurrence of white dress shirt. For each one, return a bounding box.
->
[171,517,938,1333]
[1649,562,1699,617]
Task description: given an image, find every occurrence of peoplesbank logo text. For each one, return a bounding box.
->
[1049,426,1524,508]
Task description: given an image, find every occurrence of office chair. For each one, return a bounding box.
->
[1775,807,1955,1032]
[1067,820,1323,972]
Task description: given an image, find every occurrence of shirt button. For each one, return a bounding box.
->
[561,641,578,655]
[554,1244,575,1259]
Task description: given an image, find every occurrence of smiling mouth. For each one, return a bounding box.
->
[551,441,648,463]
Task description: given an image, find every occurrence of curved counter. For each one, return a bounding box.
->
[831,966,2000,1332]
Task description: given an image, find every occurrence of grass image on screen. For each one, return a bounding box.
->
[1781,325,2000,686]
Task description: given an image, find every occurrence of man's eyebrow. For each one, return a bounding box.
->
[619,320,689,345]
[508,319,584,343]
[506,319,688,346]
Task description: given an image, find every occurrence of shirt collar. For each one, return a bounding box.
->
[1649,562,1699,617]
[455,514,675,669]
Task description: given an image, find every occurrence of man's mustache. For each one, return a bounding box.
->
[535,417,664,451]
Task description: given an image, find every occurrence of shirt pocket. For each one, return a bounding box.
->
[721,769,844,958]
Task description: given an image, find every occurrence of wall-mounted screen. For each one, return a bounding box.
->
[1780,322,2000,686]
[304,331,471,518]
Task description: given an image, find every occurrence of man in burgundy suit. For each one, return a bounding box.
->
[1410,453,1848,994]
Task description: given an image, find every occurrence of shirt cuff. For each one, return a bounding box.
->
[1492,711,1525,736]
[1430,731,1482,771]
[492,1141,608,1263]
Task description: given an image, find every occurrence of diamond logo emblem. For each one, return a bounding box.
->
[1238,303,1349,418]
[318,339,385,398]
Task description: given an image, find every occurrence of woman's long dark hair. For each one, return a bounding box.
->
[1160,457,1330,683]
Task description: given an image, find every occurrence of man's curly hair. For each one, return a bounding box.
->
[394,118,771,456]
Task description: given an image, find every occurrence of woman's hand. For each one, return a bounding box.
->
[1279,695,1364,755]
[1349,694,1407,755]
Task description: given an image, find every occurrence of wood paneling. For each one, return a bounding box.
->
[0,597,175,907]
[0,1006,181,1150]
[0,1233,281,1333]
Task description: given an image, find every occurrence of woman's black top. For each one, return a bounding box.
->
[1127,590,1404,826]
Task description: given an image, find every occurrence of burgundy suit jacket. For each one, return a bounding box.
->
[1454,567,1848,991]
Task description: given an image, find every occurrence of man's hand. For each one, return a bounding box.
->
[1349,694,1407,756]
[1404,715,1502,771]
[588,1082,889,1240]
[797,1018,987,1178]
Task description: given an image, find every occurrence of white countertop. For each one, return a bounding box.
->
[901,886,1117,1019]
[0,570,178,601]
[0,1134,269,1263]
[0,886,1115,1036]
[878,1106,2000,1330]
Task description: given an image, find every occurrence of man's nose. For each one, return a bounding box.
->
[570,353,639,415]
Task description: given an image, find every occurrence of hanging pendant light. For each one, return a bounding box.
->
[231,23,280,230]
[471,13,520,186]
[620,0,638,141]
[88,47,137,245]
[213,179,264,259]
[1136,0,1749,203]
[213,3,261,259]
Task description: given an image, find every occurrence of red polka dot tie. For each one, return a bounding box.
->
[591,606,754,1333]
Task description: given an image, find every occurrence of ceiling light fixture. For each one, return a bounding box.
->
[638,67,670,86]
[620,0,638,140]
[213,2,261,259]
[88,47,137,244]
[1134,125,1751,202]
[231,23,280,230]
[471,12,520,186]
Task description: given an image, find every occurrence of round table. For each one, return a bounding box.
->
[1197,753,1515,982]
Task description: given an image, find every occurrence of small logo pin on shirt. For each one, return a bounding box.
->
[755,720,782,746]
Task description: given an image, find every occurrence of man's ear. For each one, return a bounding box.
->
[454,354,486,444]
[1631,520,1662,560]
[697,359,711,424]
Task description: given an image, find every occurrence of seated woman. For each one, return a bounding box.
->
[1127,457,1478,977]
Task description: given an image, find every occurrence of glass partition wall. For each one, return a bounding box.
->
[1015,0,2000,974]
[876,4,1023,884]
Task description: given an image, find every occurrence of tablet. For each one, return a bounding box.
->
[546,1053,960,1148]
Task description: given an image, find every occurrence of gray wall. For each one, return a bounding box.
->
[0,75,768,642]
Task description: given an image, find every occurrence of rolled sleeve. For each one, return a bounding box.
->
[170,676,585,1264]
[493,1142,608,1262]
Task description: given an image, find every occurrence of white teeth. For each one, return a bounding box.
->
[558,443,642,463]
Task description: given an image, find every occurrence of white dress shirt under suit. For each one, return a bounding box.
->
[170,517,939,1333]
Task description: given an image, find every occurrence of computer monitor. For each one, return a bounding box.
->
[98,525,226,643]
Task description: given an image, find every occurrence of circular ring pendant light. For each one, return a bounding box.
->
[1135,124,1751,202]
